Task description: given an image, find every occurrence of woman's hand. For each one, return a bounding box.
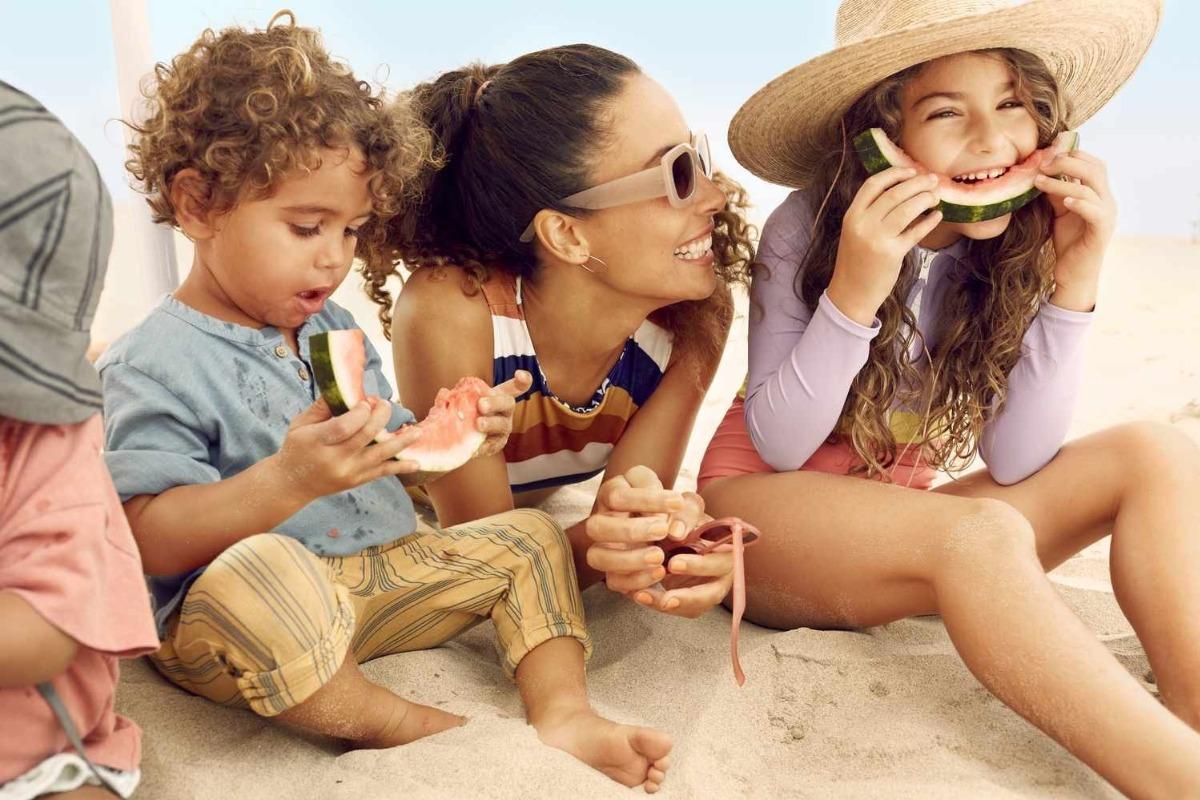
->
[473,370,534,458]
[586,466,733,618]
[828,166,945,326]
[1036,149,1116,312]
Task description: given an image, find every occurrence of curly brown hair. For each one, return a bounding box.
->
[792,48,1070,477]
[123,10,435,270]
[360,46,755,371]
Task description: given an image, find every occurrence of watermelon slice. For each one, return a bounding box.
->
[400,377,489,473]
[308,330,488,476]
[309,329,367,414]
[853,128,1080,223]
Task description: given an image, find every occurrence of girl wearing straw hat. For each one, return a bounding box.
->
[698,0,1200,793]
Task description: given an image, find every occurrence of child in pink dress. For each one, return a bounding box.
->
[0,81,158,799]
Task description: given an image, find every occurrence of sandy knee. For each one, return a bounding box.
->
[937,498,1037,573]
[1107,420,1200,478]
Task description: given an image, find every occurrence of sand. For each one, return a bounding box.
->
[107,234,1199,799]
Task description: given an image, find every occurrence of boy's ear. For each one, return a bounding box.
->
[532,210,592,267]
[169,169,218,240]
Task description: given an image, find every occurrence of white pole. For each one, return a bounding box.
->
[108,0,178,294]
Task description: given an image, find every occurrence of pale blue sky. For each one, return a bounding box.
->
[2,0,1197,236]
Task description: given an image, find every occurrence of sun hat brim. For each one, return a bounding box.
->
[729,0,1162,188]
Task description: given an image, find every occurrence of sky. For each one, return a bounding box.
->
[2,0,1198,237]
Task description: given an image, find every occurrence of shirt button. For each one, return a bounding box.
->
[274,345,288,358]
[298,366,310,382]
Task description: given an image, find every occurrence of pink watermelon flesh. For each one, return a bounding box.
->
[309,329,366,414]
[399,377,489,473]
[311,328,489,474]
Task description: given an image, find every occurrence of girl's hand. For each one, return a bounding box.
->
[473,369,534,458]
[585,466,695,596]
[828,166,944,326]
[273,396,423,502]
[1035,149,1116,312]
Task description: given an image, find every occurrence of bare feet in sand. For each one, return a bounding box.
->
[534,708,673,793]
[357,697,467,749]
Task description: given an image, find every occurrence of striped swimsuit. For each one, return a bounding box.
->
[481,274,674,494]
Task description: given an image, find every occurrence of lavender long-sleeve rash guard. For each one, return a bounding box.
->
[743,190,1094,485]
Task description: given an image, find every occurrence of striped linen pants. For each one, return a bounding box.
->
[150,508,591,716]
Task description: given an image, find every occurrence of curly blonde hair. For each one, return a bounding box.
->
[792,48,1070,477]
[123,10,435,269]
[359,46,755,370]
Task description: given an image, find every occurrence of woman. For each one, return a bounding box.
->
[364,45,756,618]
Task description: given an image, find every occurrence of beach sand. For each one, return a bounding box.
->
[107,234,1200,798]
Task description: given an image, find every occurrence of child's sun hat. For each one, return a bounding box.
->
[729,0,1162,188]
[0,81,113,425]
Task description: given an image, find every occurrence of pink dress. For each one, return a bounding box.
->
[0,415,158,787]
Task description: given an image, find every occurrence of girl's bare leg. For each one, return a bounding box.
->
[701,440,1200,799]
[937,421,1200,729]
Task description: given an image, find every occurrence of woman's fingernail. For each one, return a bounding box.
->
[636,593,652,605]
[671,559,688,573]
[653,567,666,581]
[665,598,681,610]
[665,497,685,511]
[644,548,664,565]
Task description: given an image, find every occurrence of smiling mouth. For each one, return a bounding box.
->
[951,166,1011,184]
[674,233,713,261]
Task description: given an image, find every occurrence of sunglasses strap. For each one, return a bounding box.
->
[36,682,124,796]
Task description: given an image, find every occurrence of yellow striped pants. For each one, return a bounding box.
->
[150,508,591,716]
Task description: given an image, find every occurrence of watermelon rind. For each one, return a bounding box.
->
[309,330,366,415]
[852,127,1079,224]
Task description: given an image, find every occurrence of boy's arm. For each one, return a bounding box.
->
[123,452,308,576]
[0,592,78,687]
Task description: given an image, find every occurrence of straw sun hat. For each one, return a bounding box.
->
[729,0,1162,188]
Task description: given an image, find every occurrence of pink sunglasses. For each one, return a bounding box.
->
[519,132,712,243]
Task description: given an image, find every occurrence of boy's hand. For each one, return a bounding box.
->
[273,396,423,502]
[473,370,533,458]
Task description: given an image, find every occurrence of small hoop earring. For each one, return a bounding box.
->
[580,254,607,274]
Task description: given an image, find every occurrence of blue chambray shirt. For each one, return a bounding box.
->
[96,295,417,635]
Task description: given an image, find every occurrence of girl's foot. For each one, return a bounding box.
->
[534,708,673,792]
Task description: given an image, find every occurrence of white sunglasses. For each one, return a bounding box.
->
[519,132,712,243]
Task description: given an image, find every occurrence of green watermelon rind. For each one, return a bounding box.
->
[852,128,1078,224]
[309,332,352,415]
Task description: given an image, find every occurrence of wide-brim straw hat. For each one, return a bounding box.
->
[729,0,1162,188]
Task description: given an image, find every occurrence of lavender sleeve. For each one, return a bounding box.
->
[979,301,1093,484]
[743,191,882,471]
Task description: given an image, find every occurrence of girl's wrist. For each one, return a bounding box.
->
[1049,279,1099,313]
[826,276,881,327]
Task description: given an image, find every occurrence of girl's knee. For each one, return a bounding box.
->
[936,498,1037,572]
[1105,421,1200,476]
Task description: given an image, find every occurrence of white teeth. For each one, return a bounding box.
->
[674,234,713,260]
[954,167,1009,183]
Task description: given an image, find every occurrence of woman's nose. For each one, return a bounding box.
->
[694,171,727,216]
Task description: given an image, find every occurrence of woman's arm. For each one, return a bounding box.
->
[392,268,517,526]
